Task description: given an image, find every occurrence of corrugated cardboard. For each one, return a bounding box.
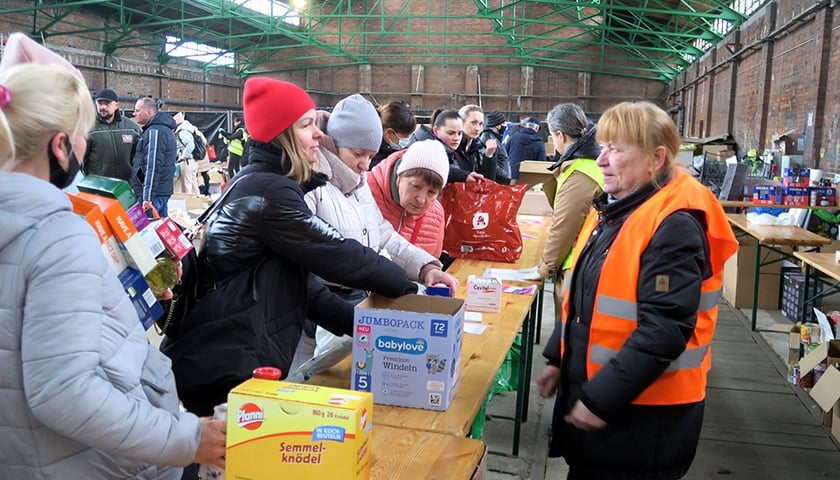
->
[352,294,464,410]
[721,235,783,310]
[517,161,553,188]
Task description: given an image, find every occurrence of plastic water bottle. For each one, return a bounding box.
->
[198,403,227,480]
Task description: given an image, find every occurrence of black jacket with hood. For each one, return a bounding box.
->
[411,125,495,183]
[162,141,418,415]
[542,173,712,478]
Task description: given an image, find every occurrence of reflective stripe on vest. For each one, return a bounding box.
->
[556,159,604,271]
[559,169,738,406]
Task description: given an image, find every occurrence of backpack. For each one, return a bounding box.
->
[154,174,248,338]
[178,127,207,160]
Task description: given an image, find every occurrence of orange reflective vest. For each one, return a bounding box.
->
[561,169,738,405]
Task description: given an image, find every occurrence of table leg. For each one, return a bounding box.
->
[751,242,761,331]
[802,262,812,323]
[535,281,544,344]
[512,301,533,456]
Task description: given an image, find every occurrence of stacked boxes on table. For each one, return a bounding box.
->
[226,379,373,480]
[351,294,464,411]
[68,175,194,329]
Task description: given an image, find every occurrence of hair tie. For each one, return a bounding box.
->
[0,84,10,109]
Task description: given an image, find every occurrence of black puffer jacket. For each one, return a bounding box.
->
[162,141,418,415]
[479,127,510,185]
[411,125,490,183]
[457,135,497,182]
[542,174,712,478]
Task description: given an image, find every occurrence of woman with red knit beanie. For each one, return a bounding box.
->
[162,78,419,417]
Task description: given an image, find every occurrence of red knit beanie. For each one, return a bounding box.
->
[243,77,316,143]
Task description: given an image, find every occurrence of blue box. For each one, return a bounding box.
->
[118,267,164,330]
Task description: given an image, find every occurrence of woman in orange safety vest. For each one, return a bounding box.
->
[535,101,738,479]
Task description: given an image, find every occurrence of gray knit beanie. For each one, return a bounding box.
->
[327,94,383,152]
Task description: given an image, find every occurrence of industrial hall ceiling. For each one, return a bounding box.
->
[2,0,757,83]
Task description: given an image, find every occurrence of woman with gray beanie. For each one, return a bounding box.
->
[292,94,458,369]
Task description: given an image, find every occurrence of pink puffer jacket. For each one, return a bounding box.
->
[367,150,446,258]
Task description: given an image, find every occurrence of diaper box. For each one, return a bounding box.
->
[227,379,373,480]
[351,294,464,411]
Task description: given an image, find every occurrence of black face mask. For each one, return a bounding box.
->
[497,125,507,136]
[47,136,81,189]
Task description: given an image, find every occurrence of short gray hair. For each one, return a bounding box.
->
[546,103,589,138]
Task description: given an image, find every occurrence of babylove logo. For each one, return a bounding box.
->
[472,212,489,230]
[375,336,427,354]
[237,402,265,430]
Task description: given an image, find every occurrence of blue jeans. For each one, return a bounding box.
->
[139,195,170,218]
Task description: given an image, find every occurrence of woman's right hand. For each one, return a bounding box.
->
[466,172,484,183]
[536,364,561,398]
[193,417,226,468]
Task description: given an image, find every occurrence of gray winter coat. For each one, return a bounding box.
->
[0,172,200,479]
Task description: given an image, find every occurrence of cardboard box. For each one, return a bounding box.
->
[465,276,502,313]
[67,193,128,275]
[169,193,211,212]
[117,267,163,330]
[227,379,372,480]
[152,217,194,260]
[517,160,553,188]
[801,341,840,439]
[518,190,552,216]
[351,294,464,411]
[721,236,783,310]
[125,203,150,232]
[74,192,138,243]
[77,175,137,211]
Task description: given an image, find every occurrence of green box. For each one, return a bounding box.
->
[77,175,137,210]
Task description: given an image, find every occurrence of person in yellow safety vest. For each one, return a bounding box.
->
[220,116,248,176]
[522,103,604,325]
[535,101,738,479]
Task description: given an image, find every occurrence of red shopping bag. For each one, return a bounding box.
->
[441,180,529,262]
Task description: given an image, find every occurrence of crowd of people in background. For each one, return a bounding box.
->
[0,31,734,480]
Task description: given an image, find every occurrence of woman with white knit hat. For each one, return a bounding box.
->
[297,94,458,364]
[368,138,451,259]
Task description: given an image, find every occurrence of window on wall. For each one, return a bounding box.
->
[230,0,301,26]
[165,36,235,67]
[689,0,764,59]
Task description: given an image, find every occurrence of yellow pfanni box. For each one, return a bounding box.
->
[227,379,373,480]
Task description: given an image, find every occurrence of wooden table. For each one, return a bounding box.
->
[793,251,840,323]
[309,215,549,456]
[372,425,485,479]
[446,214,549,454]
[726,214,830,330]
[720,200,838,210]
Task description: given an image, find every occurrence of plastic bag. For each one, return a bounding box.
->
[441,180,529,262]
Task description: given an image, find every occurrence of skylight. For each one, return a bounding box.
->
[231,0,301,26]
[165,35,235,67]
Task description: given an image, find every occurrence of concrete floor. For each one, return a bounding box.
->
[480,296,840,479]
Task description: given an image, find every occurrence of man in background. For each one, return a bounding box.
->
[507,117,547,183]
[219,116,247,176]
[83,88,141,181]
[131,96,176,217]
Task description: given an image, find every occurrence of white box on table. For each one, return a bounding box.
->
[351,294,464,411]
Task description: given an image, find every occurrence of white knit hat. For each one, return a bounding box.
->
[397,140,449,184]
[327,94,382,152]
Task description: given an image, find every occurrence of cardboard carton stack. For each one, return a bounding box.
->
[68,175,194,329]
